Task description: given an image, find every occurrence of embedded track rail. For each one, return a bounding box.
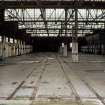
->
[60,56,105,105]
[6,58,48,100]
[56,56,84,105]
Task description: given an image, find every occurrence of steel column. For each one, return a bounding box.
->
[72,8,79,62]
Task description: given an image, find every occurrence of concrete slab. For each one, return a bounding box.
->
[0,53,105,105]
[36,58,74,100]
[14,88,34,99]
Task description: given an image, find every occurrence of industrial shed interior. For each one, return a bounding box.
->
[1,0,105,105]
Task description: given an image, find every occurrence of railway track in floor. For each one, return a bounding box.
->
[6,63,37,100]
[7,57,48,100]
[56,56,84,105]
[59,56,105,105]
[30,58,48,100]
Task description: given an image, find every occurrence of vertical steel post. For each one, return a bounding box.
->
[72,8,79,62]
[0,9,5,60]
[63,9,68,57]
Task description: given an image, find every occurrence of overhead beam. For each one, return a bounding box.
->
[1,1,105,9]
[27,32,91,34]
[25,28,103,30]
[6,20,105,23]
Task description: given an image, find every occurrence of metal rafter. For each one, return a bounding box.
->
[1,1,105,9]
[3,0,105,37]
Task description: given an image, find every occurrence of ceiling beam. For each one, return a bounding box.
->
[28,32,91,34]
[7,20,105,23]
[1,1,105,9]
[25,28,101,30]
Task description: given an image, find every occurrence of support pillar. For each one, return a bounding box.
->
[59,45,63,54]
[22,41,25,54]
[21,41,24,55]
[15,40,18,56]
[24,44,26,54]
[17,40,19,56]
[8,38,10,57]
[14,39,17,56]
[26,44,28,54]
[2,36,6,59]
[0,37,2,57]
[63,44,67,57]
[18,40,21,55]
[30,45,32,53]
[72,42,78,62]
[20,40,23,55]
[0,9,4,60]
[72,8,79,62]
[5,37,8,57]
[12,38,15,56]
[63,9,68,57]
[11,38,14,56]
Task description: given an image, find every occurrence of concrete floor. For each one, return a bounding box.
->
[0,53,105,105]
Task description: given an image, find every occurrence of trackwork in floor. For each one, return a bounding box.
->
[0,53,105,105]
